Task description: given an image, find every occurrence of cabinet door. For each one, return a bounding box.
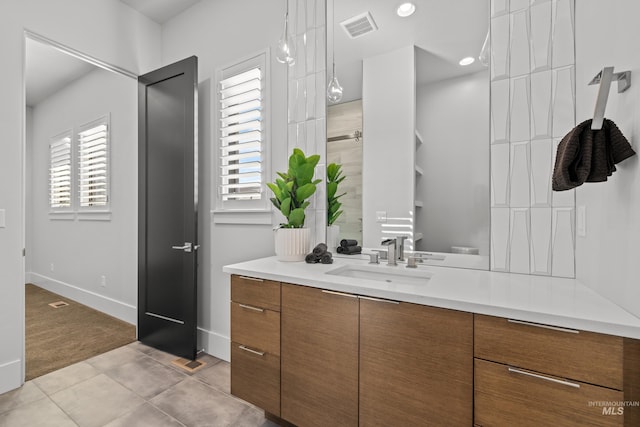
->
[281,284,358,427]
[475,359,623,427]
[359,297,473,426]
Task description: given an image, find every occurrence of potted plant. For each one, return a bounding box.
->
[326,162,346,251]
[267,148,321,261]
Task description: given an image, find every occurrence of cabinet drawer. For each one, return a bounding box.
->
[231,342,280,417]
[231,302,280,356]
[474,358,624,427]
[474,314,623,390]
[231,275,280,312]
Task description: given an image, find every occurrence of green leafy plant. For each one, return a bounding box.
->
[327,162,346,226]
[267,148,321,228]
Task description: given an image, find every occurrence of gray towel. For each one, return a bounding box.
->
[552,119,636,191]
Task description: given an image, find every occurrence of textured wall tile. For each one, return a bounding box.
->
[295,34,307,79]
[306,74,316,120]
[306,0,316,29]
[551,138,575,206]
[552,0,575,68]
[491,208,511,271]
[491,79,510,144]
[552,207,575,277]
[315,117,326,151]
[315,25,326,72]
[288,123,299,152]
[491,143,510,207]
[492,0,510,17]
[552,65,575,138]
[530,70,553,139]
[530,0,552,72]
[510,208,530,274]
[288,79,298,124]
[491,15,510,80]
[530,139,553,207]
[315,70,326,118]
[510,141,530,207]
[305,28,316,75]
[296,0,307,35]
[295,77,306,123]
[510,10,530,77]
[510,75,531,142]
[530,207,552,275]
[511,0,529,11]
[305,120,317,155]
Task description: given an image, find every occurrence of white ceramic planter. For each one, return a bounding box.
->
[275,227,311,261]
[327,224,340,252]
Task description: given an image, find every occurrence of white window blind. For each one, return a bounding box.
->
[219,58,265,204]
[77,117,109,208]
[49,132,72,209]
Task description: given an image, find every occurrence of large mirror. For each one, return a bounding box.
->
[327,0,490,269]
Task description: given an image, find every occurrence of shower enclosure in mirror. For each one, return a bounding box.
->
[326,0,491,269]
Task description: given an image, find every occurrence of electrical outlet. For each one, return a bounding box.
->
[50,263,54,272]
[100,275,107,287]
[376,211,387,223]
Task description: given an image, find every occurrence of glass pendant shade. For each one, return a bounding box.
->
[479,30,490,67]
[276,12,296,65]
[327,64,343,103]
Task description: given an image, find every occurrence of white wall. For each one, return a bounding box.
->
[0,0,160,395]
[28,67,138,322]
[161,0,288,360]
[575,0,640,317]
[416,71,490,254]
[362,46,415,248]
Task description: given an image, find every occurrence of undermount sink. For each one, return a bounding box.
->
[326,263,432,286]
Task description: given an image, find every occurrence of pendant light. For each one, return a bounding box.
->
[327,0,343,103]
[276,0,296,65]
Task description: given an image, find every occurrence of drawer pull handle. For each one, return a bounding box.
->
[508,367,580,389]
[239,276,264,282]
[507,319,579,334]
[321,290,358,299]
[359,295,400,304]
[239,303,264,312]
[239,345,265,356]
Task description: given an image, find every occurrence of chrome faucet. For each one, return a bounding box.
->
[381,239,397,266]
[395,235,408,261]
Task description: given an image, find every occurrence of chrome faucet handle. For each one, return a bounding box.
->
[368,253,379,264]
[406,256,424,268]
[395,235,408,260]
[381,239,397,266]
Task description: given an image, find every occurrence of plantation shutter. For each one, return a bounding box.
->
[78,117,109,208]
[219,64,264,202]
[49,132,72,209]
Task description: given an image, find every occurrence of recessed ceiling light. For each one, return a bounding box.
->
[397,3,416,17]
[459,56,475,66]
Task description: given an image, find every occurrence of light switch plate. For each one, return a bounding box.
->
[0,209,5,228]
[577,205,586,237]
[376,211,387,223]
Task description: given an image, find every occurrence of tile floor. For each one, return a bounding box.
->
[0,342,280,427]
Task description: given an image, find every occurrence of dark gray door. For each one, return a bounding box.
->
[138,56,198,360]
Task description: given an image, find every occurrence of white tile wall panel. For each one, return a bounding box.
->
[552,207,575,277]
[510,141,531,208]
[296,77,307,123]
[530,139,553,207]
[315,26,326,72]
[296,0,306,35]
[491,208,511,271]
[530,207,552,275]
[491,79,510,144]
[510,208,530,274]
[530,70,553,139]
[315,71,326,118]
[491,143,511,207]
[510,75,531,142]
[530,0,552,72]
[306,0,316,28]
[295,34,306,79]
[288,79,298,124]
[551,138,576,207]
[551,0,575,68]
[511,0,529,12]
[492,0,510,17]
[491,14,511,81]
[552,65,575,138]
[305,74,316,120]
[305,28,316,77]
[510,10,530,77]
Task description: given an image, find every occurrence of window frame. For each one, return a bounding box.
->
[213,49,271,224]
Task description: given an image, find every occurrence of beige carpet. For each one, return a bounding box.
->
[25,283,136,380]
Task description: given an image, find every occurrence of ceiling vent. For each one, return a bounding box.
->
[340,12,378,39]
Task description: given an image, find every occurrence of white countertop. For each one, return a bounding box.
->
[223,256,640,339]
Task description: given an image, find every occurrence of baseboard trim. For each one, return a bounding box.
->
[197,327,230,362]
[28,272,136,325]
[0,359,23,395]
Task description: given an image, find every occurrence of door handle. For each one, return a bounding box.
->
[171,242,193,253]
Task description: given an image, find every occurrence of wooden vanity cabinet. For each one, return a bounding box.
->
[474,314,640,427]
[359,297,473,426]
[280,284,359,427]
[230,275,281,417]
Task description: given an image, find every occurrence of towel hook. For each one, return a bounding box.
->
[588,66,631,130]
